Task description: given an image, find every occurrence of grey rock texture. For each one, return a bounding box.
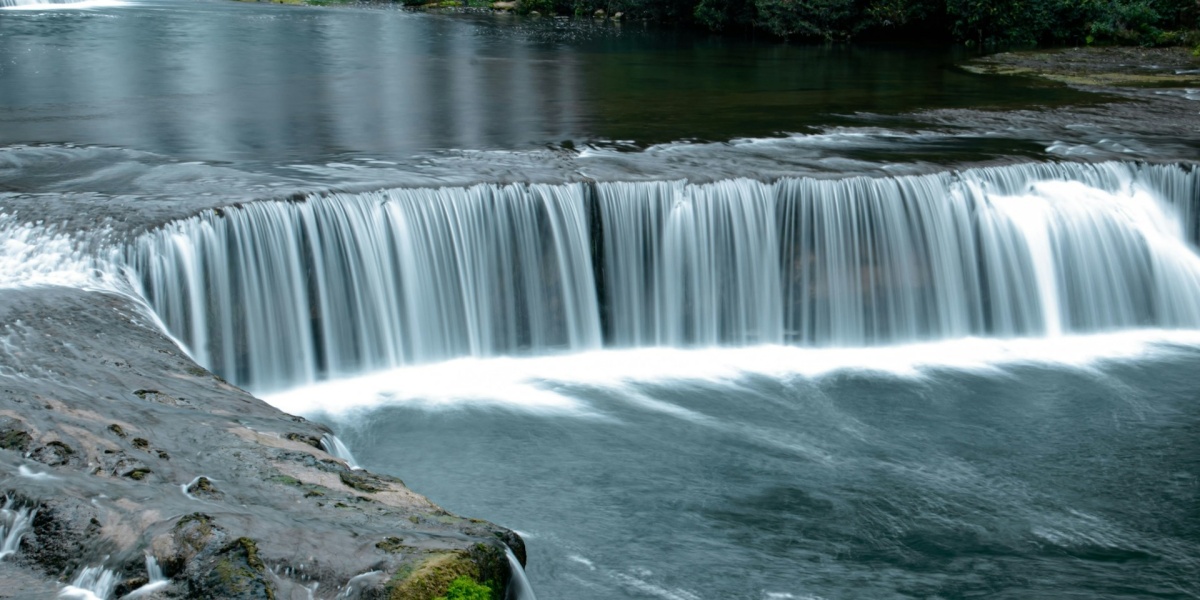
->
[0,286,523,599]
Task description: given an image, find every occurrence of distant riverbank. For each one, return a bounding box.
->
[241,0,1200,48]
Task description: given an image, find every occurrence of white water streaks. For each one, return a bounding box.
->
[604,164,1200,346]
[18,464,59,481]
[320,434,361,470]
[126,183,601,392]
[127,161,1200,392]
[263,329,1200,418]
[505,546,538,600]
[179,475,217,501]
[0,214,115,291]
[1,496,36,560]
[337,570,385,599]
[0,0,126,9]
[59,565,118,600]
[122,556,168,598]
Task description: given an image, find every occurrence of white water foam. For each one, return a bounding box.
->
[179,475,217,501]
[337,570,384,599]
[0,0,127,10]
[122,555,168,598]
[612,570,701,600]
[59,565,118,600]
[0,214,113,290]
[567,555,596,569]
[1,496,36,561]
[18,464,59,481]
[263,330,1200,418]
[320,434,361,470]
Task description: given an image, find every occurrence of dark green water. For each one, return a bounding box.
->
[0,0,1096,166]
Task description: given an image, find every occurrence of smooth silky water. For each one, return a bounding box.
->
[2,1,1200,599]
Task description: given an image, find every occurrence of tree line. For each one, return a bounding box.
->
[507,0,1200,46]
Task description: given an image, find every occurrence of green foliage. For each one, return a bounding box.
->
[1086,0,1164,45]
[501,0,1199,44]
[946,0,1052,45]
[940,0,1197,46]
[516,0,554,14]
[752,0,857,38]
[693,0,753,31]
[862,0,945,30]
[433,576,492,600]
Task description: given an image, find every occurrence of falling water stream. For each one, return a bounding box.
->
[125,161,1200,392]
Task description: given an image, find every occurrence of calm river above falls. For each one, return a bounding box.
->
[2,1,1199,599]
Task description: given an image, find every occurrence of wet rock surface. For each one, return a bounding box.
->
[965,46,1200,87]
[915,47,1200,159]
[0,287,523,599]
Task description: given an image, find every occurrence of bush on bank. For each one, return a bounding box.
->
[419,0,1200,46]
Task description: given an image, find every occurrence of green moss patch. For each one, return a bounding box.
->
[376,536,409,554]
[175,513,215,553]
[124,467,152,480]
[340,471,385,493]
[268,474,303,486]
[0,428,32,452]
[387,551,482,600]
[284,432,323,448]
[205,537,275,600]
[435,576,493,600]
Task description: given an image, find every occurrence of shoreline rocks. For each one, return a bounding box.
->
[0,286,523,599]
[964,46,1200,87]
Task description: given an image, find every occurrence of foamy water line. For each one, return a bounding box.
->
[123,161,1200,393]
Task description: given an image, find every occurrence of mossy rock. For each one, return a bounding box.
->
[269,474,303,487]
[174,513,216,554]
[114,576,150,598]
[376,536,408,554]
[133,389,190,407]
[187,477,224,500]
[435,576,493,600]
[284,432,323,449]
[388,544,507,600]
[201,537,275,600]
[31,440,75,466]
[387,551,480,600]
[340,471,385,493]
[0,427,32,452]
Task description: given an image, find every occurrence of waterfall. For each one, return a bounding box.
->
[123,555,169,598]
[125,161,1200,392]
[0,0,101,7]
[126,183,601,391]
[59,565,119,600]
[321,434,362,470]
[0,496,35,561]
[600,164,1200,347]
[505,547,537,600]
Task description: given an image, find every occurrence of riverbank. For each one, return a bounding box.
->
[965,46,1200,87]
[909,45,1200,155]
[0,287,523,599]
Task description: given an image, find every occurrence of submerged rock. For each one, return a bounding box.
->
[0,287,525,599]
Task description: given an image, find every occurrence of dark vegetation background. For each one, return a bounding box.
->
[467,0,1200,47]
